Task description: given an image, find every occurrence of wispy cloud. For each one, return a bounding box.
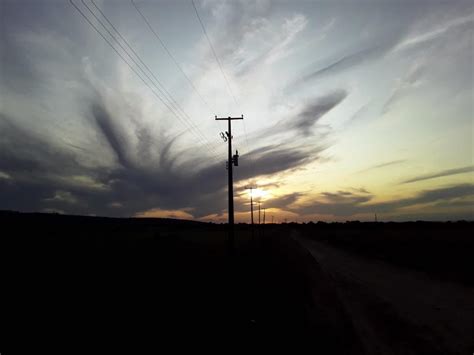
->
[393,14,474,52]
[296,184,474,219]
[357,160,406,174]
[402,166,474,184]
[294,45,386,86]
[268,90,347,137]
[1,0,472,222]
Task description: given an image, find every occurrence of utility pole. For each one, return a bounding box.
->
[216,115,243,256]
[245,185,257,225]
[258,201,261,225]
[263,208,266,225]
[271,215,274,224]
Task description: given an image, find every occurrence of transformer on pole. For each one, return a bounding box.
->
[216,115,243,256]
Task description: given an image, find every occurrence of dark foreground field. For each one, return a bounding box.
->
[1,211,473,354]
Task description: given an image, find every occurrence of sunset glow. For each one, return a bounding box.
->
[0,0,472,222]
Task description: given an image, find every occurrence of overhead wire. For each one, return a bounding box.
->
[82,0,220,160]
[130,0,214,116]
[70,0,221,162]
[190,0,258,181]
[129,0,224,157]
[190,0,238,108]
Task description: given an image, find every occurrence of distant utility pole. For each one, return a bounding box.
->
[216,115,243,256]
[263,208,266,225]
[245,185,257,225]
[258,201,261,225]
[271,215,274,224]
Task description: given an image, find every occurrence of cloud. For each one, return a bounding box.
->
[358,160,406,173]
[244,90,347,146]
[296,184,474,219]
[92,102,131,169]
[107,202,123,208]
[0,115,89,180]
[405,184,474,206]
[45,190,78,205]
[349,187,370,194]
[288,3,472,94]
[393,14,474,52]
[280,90,347,136]
[1,84,323,219]
[381,59,426,114]
[289,13,412,89]
[295,45,386,86]
[235,13,308,76]
[41,208,65,214]
[0,171,12,180]
[135,208,194,220]
[402,166,474,184]
[263,192,302,210]
[1,0,472,222]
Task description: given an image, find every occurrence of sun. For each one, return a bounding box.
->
[250,188,269,200]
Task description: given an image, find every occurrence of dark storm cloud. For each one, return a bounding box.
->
[296,184,474,218]
[401,166,474,184]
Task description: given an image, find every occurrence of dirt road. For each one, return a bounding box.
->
[295,233,474,355]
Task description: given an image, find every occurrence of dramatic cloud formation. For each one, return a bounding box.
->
[0,0,472,221]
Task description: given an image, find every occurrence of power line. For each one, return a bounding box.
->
[71,0,220,162]
[190,0,238,107]
[130,0,224,154]
[130,0,214,115]
[82,0,220,159]
[190,0,257,178]
[77,0,216,158]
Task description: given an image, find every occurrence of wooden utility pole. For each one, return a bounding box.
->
[216,115,243,256]
[245,185,257,225]
[258,201,261,225]
[263,208,266,225]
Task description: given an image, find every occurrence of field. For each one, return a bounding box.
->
[1,211,473,353]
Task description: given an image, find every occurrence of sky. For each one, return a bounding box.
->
[0,0,473,222]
